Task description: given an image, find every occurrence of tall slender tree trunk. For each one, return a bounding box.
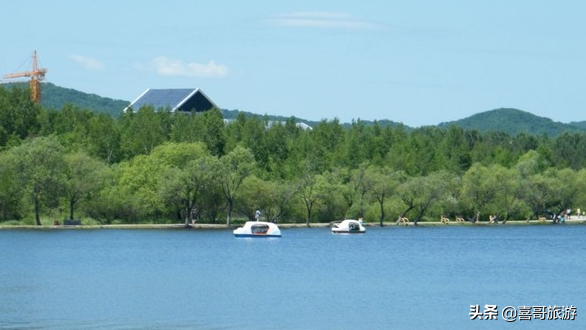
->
[226,199,233,226]
[34,197,41,226]
[399,206,414,224]
[378,198,385,227]
[304,200,313,227]
[185,200,191,226]
[414,208,426,226]
[69,198,75,220]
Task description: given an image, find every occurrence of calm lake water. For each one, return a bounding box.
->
[1,225,584,330]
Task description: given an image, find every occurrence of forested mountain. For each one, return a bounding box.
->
[438,108,586,136]
[569,121,586,130]
[28,83,586,136]
[39,84,406,128]
[41,82,129,116]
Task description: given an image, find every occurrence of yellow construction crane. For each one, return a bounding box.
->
[3,50,48,103]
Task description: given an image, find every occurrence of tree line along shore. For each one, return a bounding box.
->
[1,218,584,231]
[2,86,586,227]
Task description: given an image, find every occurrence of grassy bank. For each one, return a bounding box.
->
[1,218,584,230]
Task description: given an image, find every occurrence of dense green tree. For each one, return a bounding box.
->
[367,122,394,166]
[486,165,522,222]
[552,132,586,170]
[223,112,247,151]
[264,179,297,223]
[84,165,145,224]
[515,150,549,219]
[8,137,67,225]
[515,150,543,179]
[0,86,41,146]
[296,169,318,227]
[146,142,212,219]
[295,119,344,174]
[238,116,269,171]
[263,120,300,179]
[86,112,122,163]
[573,169,586,216]
[0,152,22,220]
[217,146,255,225]
[543,168,581,217]
[169,112,206,144]
[314,119,345,166]
[510,133,539,155]
[120,106,168,158]
[238,175,272,221]
[437,125,473,174]
[159,154,219,225]
[408,127,446,175]
[399,171,457,224]
[200,108,227,157]
[197,181,225,223]
[363,165,402,226]
[64,151,111,220]
[460,163,502,222]
[313,171,345,223]
[115,155,167,219]
[148,141,208,168]
[518,173,556,220]
[344,120,373,169]
[51,104,93,151]
[339,163,369,219]
[385,126,416,174]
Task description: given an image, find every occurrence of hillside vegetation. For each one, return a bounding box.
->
[439,108,586,137]
[569,121,586,130]
[38,83,585,136]
[41,82,129,116]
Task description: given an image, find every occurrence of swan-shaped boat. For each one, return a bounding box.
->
[233,221,282,238]
[331,219,366,234]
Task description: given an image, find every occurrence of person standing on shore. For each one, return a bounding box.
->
[255,208,261,222]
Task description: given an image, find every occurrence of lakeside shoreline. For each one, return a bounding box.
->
[1,219,585,230]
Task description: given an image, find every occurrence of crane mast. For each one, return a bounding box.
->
[3,51,48,103]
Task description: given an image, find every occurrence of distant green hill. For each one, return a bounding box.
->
[568,121,586,130]
[14,83,586,137]
[41,82,130,116]
[438,108,586,137]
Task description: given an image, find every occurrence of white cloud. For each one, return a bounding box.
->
[70,55,105,70]
[144,57,228,78]
[268,12,382,30]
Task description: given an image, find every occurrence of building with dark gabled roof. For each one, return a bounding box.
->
[124,88,218,113]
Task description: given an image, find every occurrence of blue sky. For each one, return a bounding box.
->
[2,0,584,126]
